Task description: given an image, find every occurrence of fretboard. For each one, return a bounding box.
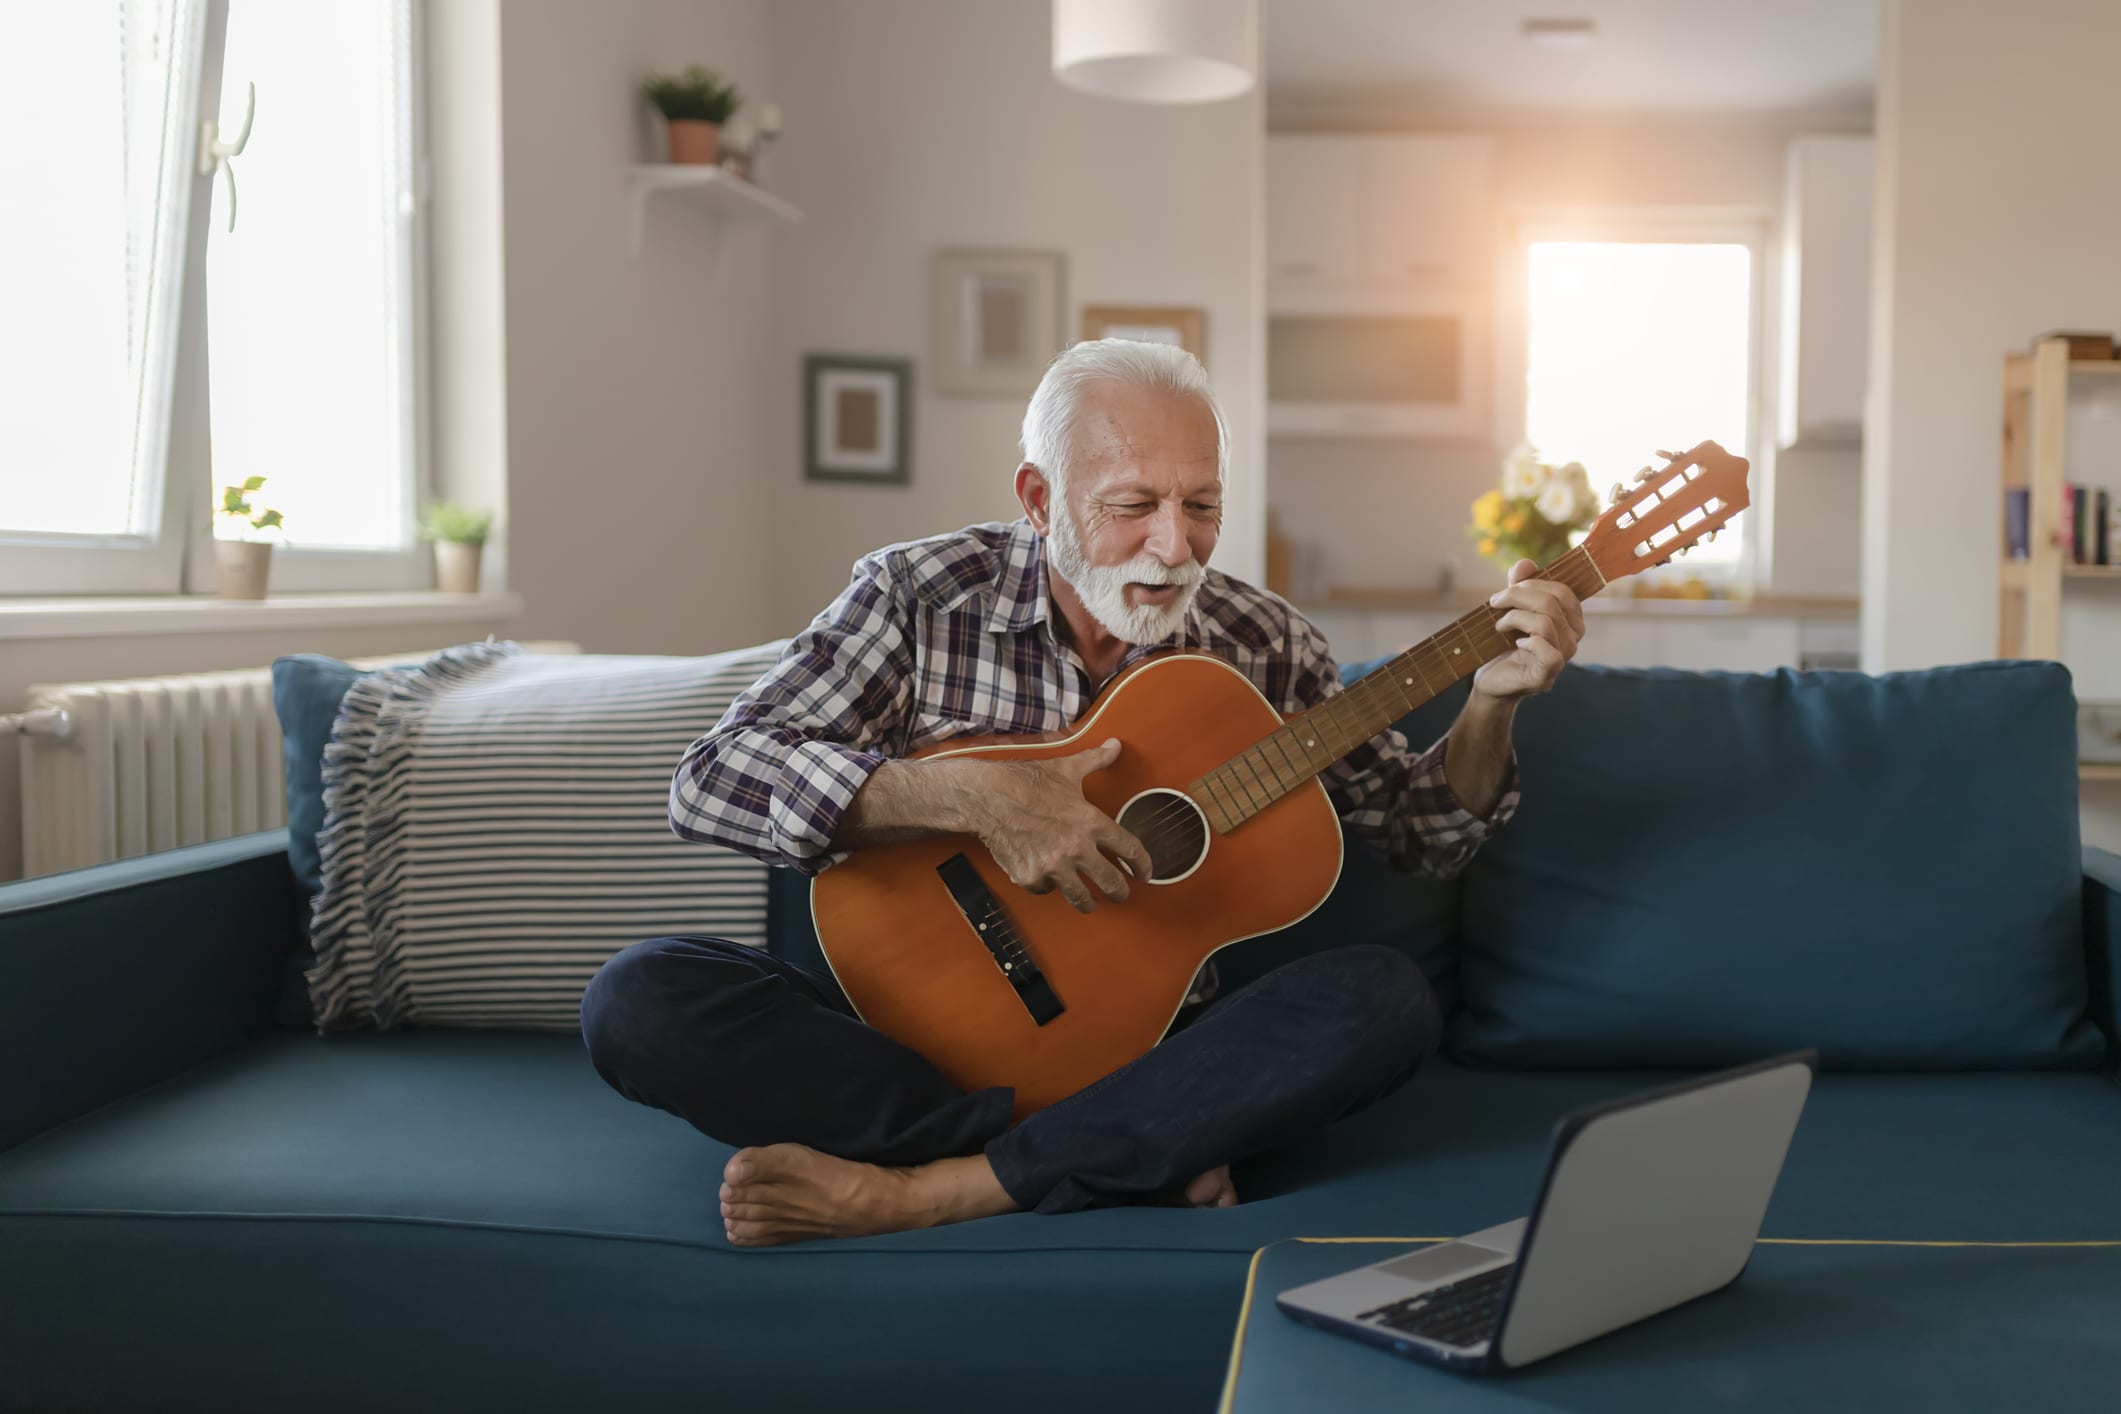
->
[1187,546,1608,835]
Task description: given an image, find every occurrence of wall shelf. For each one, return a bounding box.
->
[2082,763,2121,783]
[624,165,803,259]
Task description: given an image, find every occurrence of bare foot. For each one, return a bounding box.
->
[719,1143,1019,1247]
[1184,1164,1239,1208]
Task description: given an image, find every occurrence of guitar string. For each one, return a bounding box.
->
[1111,548,1610,869]
[1111,546,1603,856]
[1109,548,1608,861]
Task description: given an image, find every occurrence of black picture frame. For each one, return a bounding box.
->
[803,354,913,485]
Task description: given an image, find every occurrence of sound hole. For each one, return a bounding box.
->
[1116,788,1210,885]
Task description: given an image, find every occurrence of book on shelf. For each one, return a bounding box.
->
[2054,482,2115,564]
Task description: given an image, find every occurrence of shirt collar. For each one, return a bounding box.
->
[985,518,1051,635]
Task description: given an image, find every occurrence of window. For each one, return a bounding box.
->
[1516,222,1761,568]
[0,0,426,597]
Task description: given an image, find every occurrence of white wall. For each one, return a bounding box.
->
[759,0,1265,630]
[1863,0,2121,671]
[494,0,780,655]
[1264,116,1866,601]
[1862,0,2121,852]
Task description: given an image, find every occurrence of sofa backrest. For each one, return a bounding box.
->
[768,658,2110,1075]
[1381,658,2100,1071]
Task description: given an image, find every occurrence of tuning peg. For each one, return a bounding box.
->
[1704,529,1718,543]
[1655,448,1681,462]
[1609,482,1626,505]
[1632,466,1655,484]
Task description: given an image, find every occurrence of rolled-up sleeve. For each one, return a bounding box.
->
[1284,613,1519,880]
[668,559,915,874]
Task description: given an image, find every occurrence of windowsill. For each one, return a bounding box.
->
[0,590,523,641]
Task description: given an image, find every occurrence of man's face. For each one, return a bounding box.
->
[1039,381,1223,643]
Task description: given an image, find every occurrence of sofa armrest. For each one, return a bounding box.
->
[2086,846,2121,1070]
[0,830,302,1151]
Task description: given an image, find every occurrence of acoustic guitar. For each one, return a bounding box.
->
[812,440,1749,1118]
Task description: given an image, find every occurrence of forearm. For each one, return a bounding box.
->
[832,757,998,852]
[1443,689,1519,820]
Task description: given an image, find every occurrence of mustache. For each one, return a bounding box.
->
[1115,557,1205,588]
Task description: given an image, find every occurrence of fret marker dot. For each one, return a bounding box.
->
[1404,678,1412,685]
[1453,648,1461,655]
[1306,739,1316,747]
[978,924,987,931]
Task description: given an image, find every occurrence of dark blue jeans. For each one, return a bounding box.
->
[580,936,1439,1214]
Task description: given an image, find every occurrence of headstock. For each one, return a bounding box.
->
[1579,440,1750,586]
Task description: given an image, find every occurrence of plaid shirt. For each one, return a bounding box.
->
[671,519,1518,884]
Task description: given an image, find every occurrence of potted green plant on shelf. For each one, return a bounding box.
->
[213,475,285,600]
[641,65,742,166]
[418,500,494,594]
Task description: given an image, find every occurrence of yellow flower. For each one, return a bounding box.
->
[1477,537,1498,557]
[1502,510,1527,534]
[1472,489,1504,532]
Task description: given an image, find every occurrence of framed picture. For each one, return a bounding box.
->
[1080,304,1208,367]
[931,249,1067,396]
[804,354,912,484]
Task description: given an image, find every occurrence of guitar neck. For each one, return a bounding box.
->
[1188,546,1608,835]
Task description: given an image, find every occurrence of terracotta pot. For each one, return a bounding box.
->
[665,119,721,166]
[214,540,273,600]
[435,540,484,594]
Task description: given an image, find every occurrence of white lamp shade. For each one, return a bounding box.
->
[1052,0,1258,105]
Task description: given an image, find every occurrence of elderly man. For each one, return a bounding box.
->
[582,339,1583,1247]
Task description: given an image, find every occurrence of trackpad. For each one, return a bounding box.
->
[1375,1242,1504,1286]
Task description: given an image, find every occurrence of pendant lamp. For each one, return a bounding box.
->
[1051,0,1258,105]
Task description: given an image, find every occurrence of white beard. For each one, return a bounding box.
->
[1044,503,1206,645]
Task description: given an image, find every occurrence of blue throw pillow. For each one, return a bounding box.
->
[271,654,371,900]
[1451,661,2104,1070]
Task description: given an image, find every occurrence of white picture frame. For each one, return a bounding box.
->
[931,249,1067,397]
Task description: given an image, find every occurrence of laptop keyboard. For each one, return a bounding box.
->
[1357,1263,1513,1348]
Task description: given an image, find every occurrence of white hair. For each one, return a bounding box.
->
[1018,338,1229,500]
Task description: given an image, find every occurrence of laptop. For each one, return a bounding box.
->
[1276,1050,1817,1374]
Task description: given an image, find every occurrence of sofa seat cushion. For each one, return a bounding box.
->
[3,1033,2117,1411]
[5,1031,2119,1248]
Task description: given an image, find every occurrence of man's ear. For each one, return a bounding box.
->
[1015,463,1055,534]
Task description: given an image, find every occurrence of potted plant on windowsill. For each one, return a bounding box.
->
[641,65,742,166]
[418,501,494,594]
[213,476,285,600]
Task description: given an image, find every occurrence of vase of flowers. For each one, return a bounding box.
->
[213,476,285,600]
[418,500,494,594]
[641,65,742,166]
[1468,442,1597,573]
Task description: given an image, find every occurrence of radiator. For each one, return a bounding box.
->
[17,641,580,881]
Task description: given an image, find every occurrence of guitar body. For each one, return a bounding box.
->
[810,654,1344,1120]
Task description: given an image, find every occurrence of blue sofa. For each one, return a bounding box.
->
[3,659,2117,1412]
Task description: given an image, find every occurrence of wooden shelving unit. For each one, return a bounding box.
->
[2000,335,2121,783]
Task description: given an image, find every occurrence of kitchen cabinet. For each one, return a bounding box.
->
[1777,135,1872,448]
[1266,133,1495,439]
[1265,137,1369,287]
[1266,134,1495,300]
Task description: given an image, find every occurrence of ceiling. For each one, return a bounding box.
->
[1265,0,1877,116]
